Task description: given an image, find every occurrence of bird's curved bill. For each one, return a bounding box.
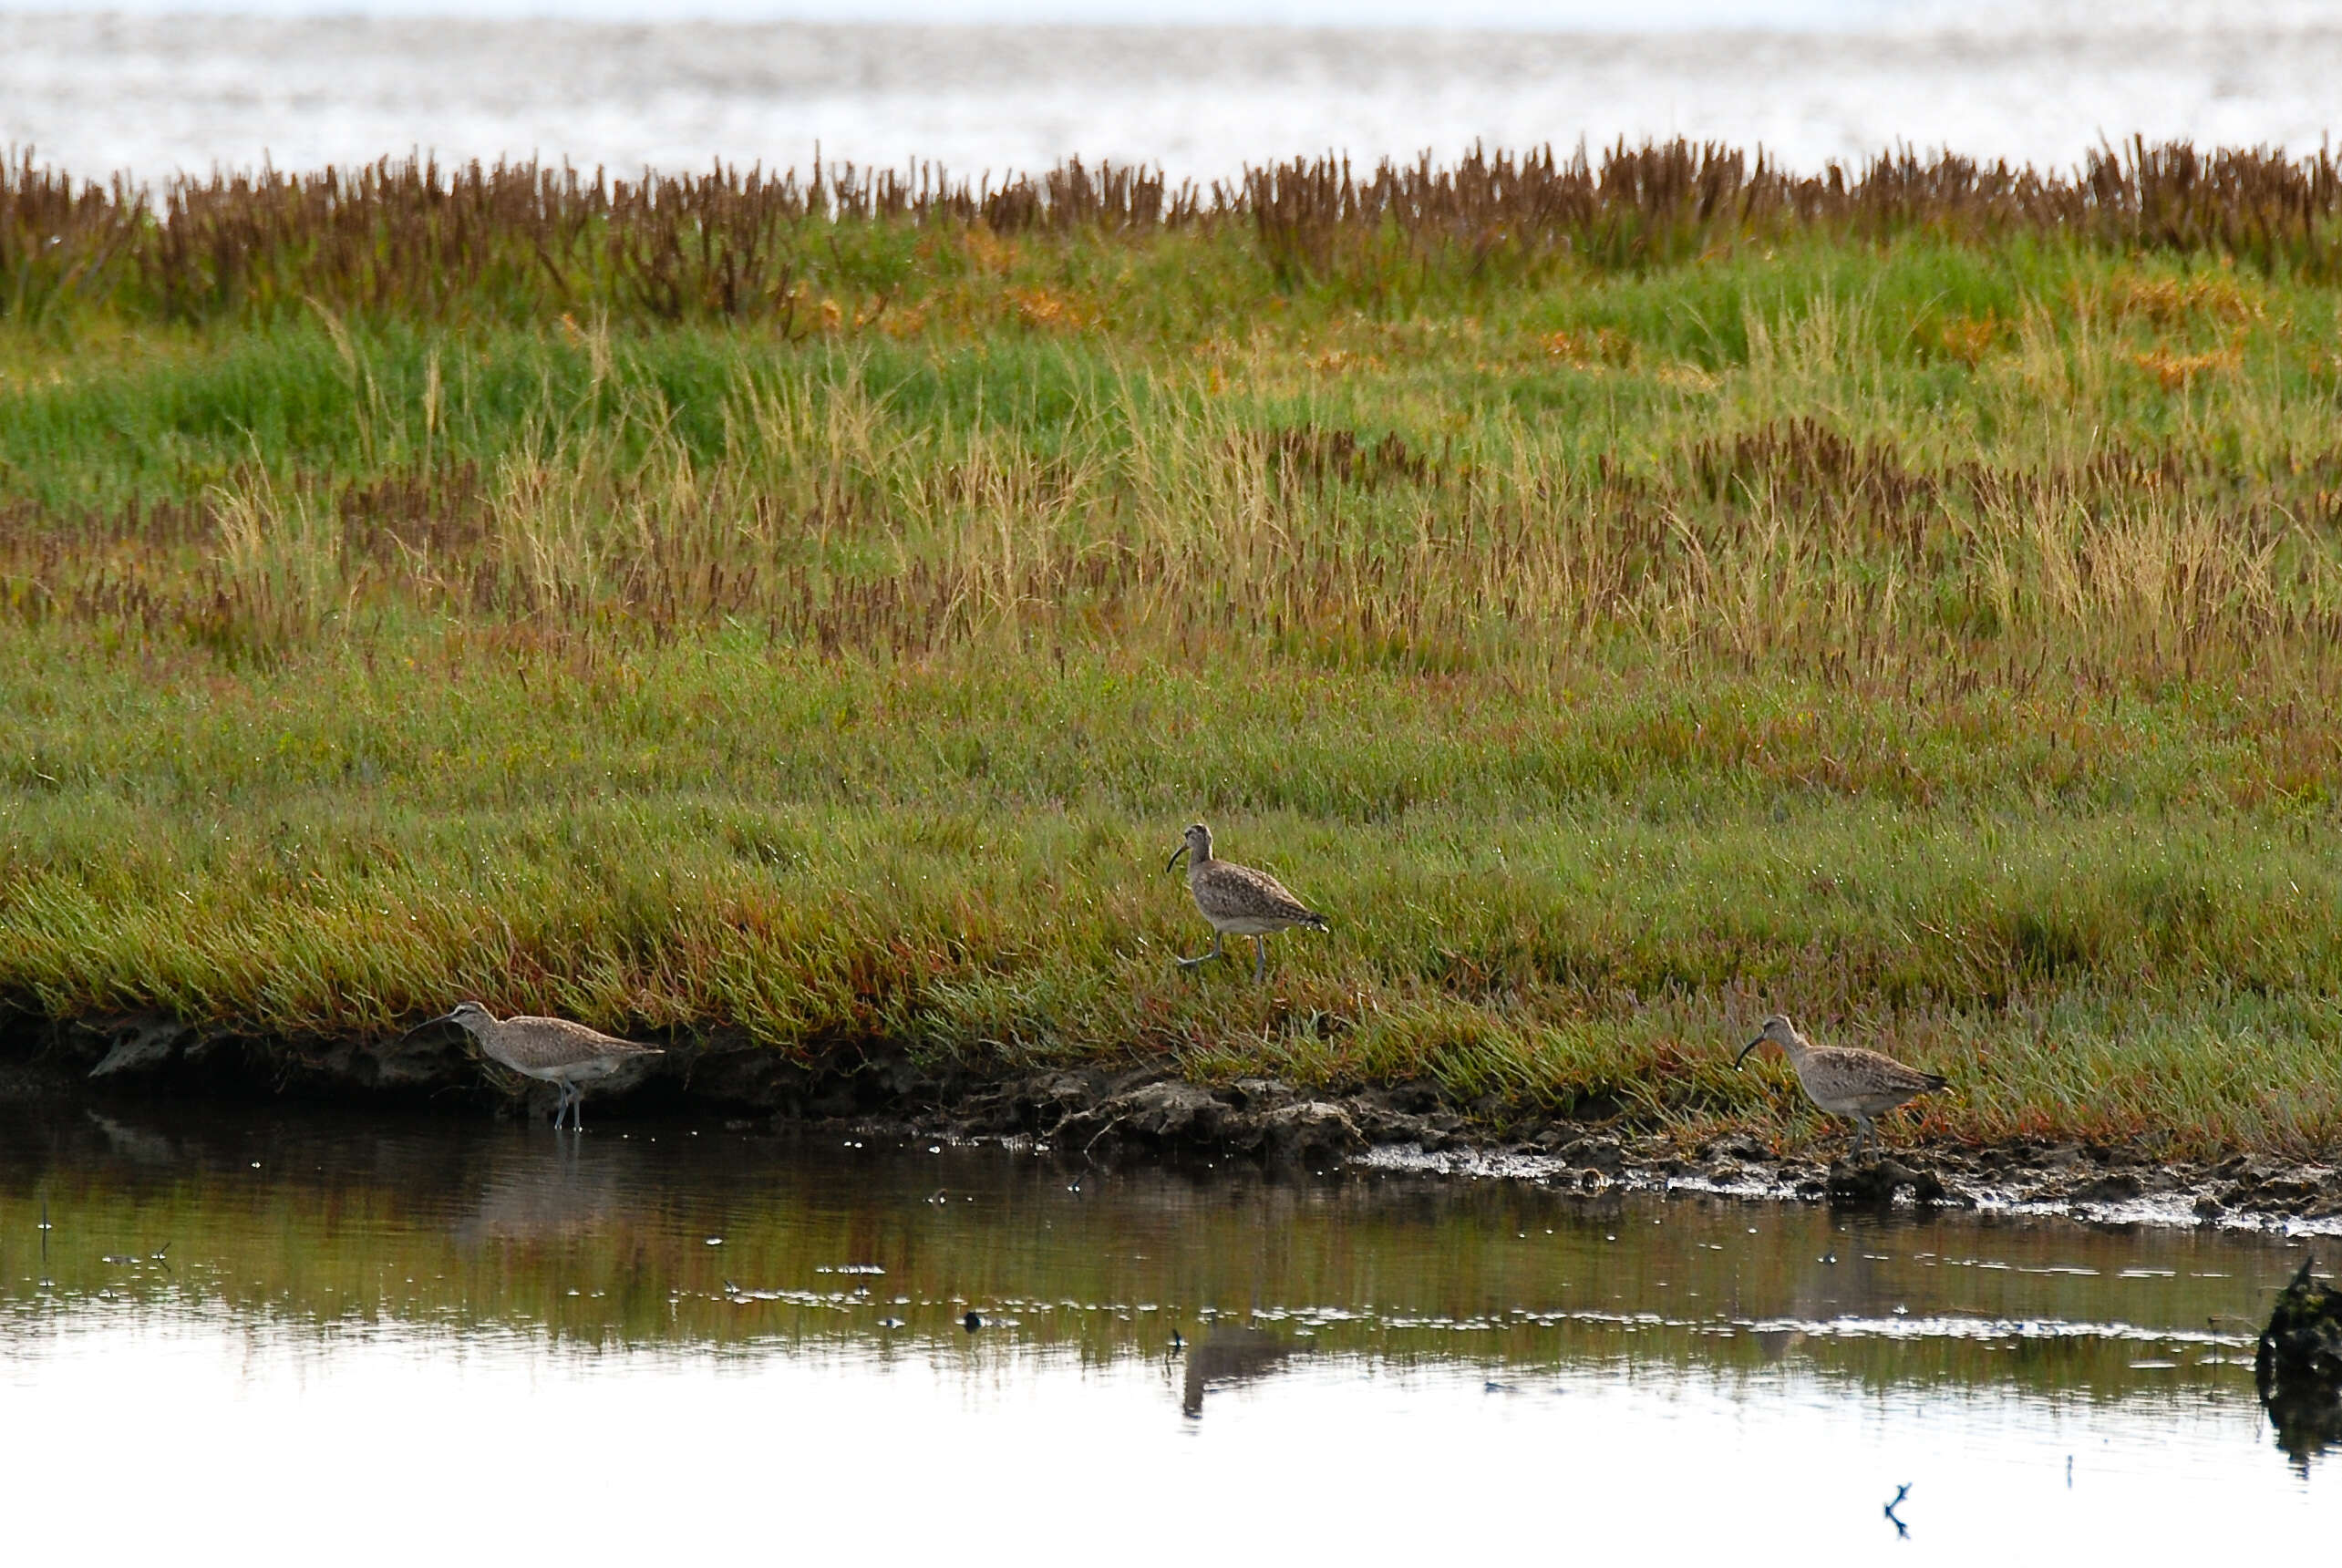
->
[1733,1038,1763,1069]
[1164,844,1190,873]
[400,1011,461,1038]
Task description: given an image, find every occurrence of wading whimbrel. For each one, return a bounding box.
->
[407,1002,663,1130]
[1166,822,1328,982]
[1734,1014,1947,1158]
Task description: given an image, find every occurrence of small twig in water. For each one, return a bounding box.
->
[1883,1482,1913,1539]
[1083,1114,1127,1161]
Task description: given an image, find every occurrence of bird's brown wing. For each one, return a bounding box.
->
[1193,861,1322,925]
[1801,1045,1946,1108]
[500,1016,663,1071]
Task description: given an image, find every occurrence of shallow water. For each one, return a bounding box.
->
[0,1100,2330,1555]
[8,5,2341,188]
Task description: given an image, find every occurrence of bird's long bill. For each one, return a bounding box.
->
[1733,1038,1764,1070]
[400,1011,461,1039]
[1164,844,1190,874]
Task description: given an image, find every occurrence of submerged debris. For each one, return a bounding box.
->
[2254,1257,2342,1466]
[1826,1158,1948,1207]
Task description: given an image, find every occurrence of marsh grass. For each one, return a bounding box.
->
[17,139,2342,327]
[8,143,2342,1151]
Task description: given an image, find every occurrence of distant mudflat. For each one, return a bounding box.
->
[5,6,2342,187]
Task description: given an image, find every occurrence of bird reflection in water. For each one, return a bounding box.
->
[82,1110,179,1166]
[452,1135,634,1248]
[1180,1326,1290,1418]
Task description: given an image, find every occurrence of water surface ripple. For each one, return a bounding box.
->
[1,1104,2329,1554]
[8,8,2341,185]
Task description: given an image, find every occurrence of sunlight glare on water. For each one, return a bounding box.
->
[1,1325,2316,1558]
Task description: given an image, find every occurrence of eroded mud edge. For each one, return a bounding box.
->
[7,1010,2340,1234]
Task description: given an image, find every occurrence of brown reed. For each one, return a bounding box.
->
[10,139,2342,325]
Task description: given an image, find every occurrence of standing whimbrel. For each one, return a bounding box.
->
[407,1002,662,1130]
[1166,822,1328,982]
[1734,1014,1946,1158]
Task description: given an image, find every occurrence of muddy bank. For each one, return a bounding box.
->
[978,1066,2342,1229]
[9,1009,2341,1229]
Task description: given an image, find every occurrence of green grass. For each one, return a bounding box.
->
[9,146,2342,1154]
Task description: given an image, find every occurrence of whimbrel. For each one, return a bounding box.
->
[1166,822,1328,982]
[1734,1014,1946,1158]
[407,1001,662,1130]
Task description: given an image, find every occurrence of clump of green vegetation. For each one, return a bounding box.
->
[7,140,2342,1154]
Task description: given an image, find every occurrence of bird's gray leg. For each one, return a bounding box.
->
[571,1089,585,1133]
[1253,935,1268,983]
[1853,1117,1873,1160]
[1177,931,1225,970]
[552,1083,573,1131]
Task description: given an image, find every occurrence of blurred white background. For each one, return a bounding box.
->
[6,1,2337,185]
